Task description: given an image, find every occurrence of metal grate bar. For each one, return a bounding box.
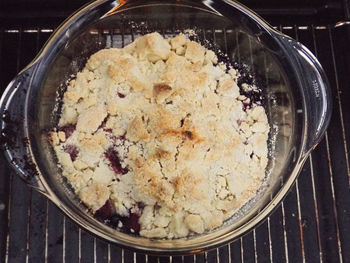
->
[78,228,82,262]
[309,154,323,262]
[4,175,13,263]
[25,189,32,263]
[280,202,289,263]
[259,38,274,263]
[44,200,49,263]
[227,244,231,263]
[240,238,244,263]
[278,26,291,263]
[93,237,97,263]
[310,25,325,262]
[293,25,306,263]
[295,180,306,262]
[63,217,66,263]
[324,133,343,262]
[328,27,350,187]
[252,230,258,263]
[267,217,273,263]
[325,31,347,262]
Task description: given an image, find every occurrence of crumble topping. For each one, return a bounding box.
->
[50,32,269,238]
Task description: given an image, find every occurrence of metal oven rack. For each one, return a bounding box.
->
[0,1,350,263]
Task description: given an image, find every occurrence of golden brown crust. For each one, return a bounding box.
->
[153,83,173,103]
[126,116,150,142]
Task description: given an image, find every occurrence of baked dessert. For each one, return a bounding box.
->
[49,32,269,238]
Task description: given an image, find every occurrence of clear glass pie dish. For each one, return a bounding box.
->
[0,0,331,255]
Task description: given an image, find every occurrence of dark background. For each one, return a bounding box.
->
[0,0,348,26]
[0,0,350,262]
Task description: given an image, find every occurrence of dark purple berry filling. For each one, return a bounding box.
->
[95,199,116,221]
[117,92,125,98]
[123,213,141,234]
[105,212,141,234]
[241,91,263,111]
[105,147,128,175]
[97,116,109,130]
[242,99,251,111]
[58,124,76,139]
[137,202,145,210]
[103,128,113,133]
[154,203,161,211]
[118,134,126,141]
[63,144,79,161]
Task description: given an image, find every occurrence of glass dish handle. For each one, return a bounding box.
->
[0,63,49,196]
[281,36,332,155]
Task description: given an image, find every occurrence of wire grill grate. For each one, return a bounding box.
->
[0,23,350,263]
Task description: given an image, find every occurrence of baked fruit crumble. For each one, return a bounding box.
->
[49,32,269,238]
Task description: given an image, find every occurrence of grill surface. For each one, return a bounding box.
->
[1,3,350,263]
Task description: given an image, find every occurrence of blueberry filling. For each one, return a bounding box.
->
[95,199,116,221]
[105,147,128,175]
[58,124,76,139]
[97,116,109,130]
[117,92,125,98]
[63,144,79,161]
[94,200,142,234]
[107,213,141,234]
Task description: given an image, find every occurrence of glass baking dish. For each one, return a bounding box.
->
[0,0,331,255]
